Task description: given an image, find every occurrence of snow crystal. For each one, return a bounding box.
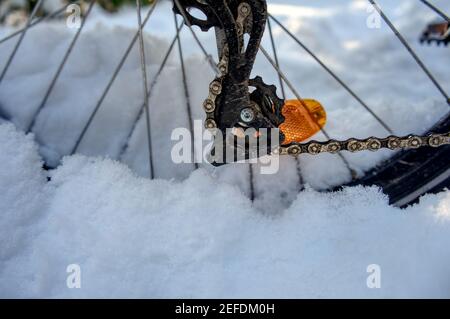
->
[0,124,46,269]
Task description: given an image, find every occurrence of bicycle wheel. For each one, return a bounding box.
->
[0,0,448,210]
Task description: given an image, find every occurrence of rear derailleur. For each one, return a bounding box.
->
[173,0,326,165]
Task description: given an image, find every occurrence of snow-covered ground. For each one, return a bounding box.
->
[0,0,449,298]
[1,123,450,298]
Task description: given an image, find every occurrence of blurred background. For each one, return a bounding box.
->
[0,0,151,26]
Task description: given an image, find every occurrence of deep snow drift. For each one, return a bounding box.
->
[1,123,450,298]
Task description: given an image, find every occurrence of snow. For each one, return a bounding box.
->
[0,0,450,298]
[0,122,450,298]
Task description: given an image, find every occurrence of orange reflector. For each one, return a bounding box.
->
[280,99,326,145]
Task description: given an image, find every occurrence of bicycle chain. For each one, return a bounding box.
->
[277,133,450,156]
[179,1,450,158]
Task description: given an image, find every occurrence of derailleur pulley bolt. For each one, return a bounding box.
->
[240,108,255,123]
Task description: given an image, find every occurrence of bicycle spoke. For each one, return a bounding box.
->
[173,13,198,170]
[0,1,79,45]
[420,0,450,22]
[173,0,220,76]
[260,45,357,179]
[369,0,450,105]
[26,0,96,133]
[119,27,182,160]
[266,18,304,191]
[268,14,393,134]
[267,19,286,100]
[136,0,156,179]
[71,1,159,155]
[0,0,44,85]
[249,165,255,201]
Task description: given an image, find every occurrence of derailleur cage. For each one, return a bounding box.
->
[174,0,290,165]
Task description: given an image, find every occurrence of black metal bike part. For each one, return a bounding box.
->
[174,1,286,165]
